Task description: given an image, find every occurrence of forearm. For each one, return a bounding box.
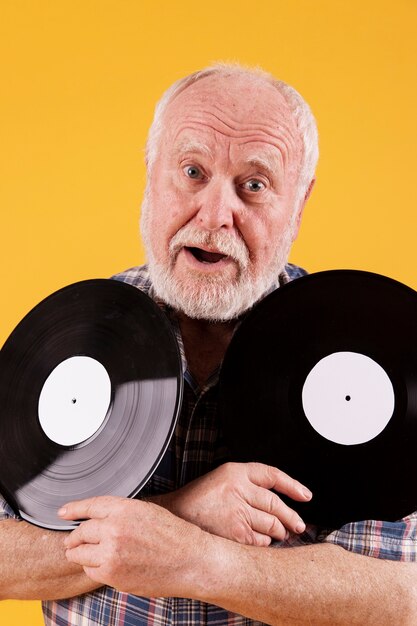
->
[192,535,417,625]
[0,519,100,600]
[148,491,417,623]
[60,496,417,624]
[152,486,417,623]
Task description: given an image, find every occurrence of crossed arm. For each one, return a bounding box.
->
[1,463,416,625]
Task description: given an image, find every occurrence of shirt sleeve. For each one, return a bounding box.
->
[321,511,417,561]
[0,492,20,521]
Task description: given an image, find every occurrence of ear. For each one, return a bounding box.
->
[291,178,316,241]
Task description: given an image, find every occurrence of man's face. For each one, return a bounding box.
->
[141,73,306,321]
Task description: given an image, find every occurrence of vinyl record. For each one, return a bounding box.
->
[219,270,417,528]
[0,279,183,529]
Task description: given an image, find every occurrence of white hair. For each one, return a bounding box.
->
[141,204,297,321]
[145,62,319,204]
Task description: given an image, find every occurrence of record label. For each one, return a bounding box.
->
[302,351,395,445]
[38,356,112,446]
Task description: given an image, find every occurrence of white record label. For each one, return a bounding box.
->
[38,356,111,446]
[301,351,395,445]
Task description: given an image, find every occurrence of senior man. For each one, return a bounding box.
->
[0,64,416,626]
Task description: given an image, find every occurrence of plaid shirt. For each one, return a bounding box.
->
[1,263,416,625]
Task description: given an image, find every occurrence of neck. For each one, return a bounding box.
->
[177,313,237,387]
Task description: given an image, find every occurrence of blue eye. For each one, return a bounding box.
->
[184,165,202,179]
[243,179,265,192]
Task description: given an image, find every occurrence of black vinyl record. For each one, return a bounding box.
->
[219,270,417,528]
[0,279,183,529]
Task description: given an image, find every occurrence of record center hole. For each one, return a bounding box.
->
[345,395,351,401]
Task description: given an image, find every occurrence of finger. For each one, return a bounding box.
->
[247,486,306,534]
[248,507,292,541]
[58,495,122,521]
[65,544,102,568]
[83,565,104,583]
[251,530,273,547]
[246,463,312,501]
[64,520,102,549]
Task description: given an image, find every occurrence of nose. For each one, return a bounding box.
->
[195,179,240,231]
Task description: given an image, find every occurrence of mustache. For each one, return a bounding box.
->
[169,225,250,267]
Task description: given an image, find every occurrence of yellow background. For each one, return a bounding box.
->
[1,0,416,623]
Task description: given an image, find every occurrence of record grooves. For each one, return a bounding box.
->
[0,279,183,529]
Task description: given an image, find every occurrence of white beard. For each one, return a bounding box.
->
[140,195,295,321]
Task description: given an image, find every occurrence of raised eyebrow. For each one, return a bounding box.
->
[174,140,214,160]
[244,157,279,179]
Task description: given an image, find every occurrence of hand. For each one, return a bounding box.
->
[59,496,209,596]
[151,462,312,547]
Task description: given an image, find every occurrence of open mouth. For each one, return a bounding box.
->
[185,247,227,264]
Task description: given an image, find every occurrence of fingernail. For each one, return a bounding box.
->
[295,520,306,534]
[302,487,312,500]
[58,507,67,516]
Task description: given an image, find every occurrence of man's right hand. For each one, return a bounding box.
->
[149,461,312,546]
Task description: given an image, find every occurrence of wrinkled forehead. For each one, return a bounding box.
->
[160,74,302,163]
